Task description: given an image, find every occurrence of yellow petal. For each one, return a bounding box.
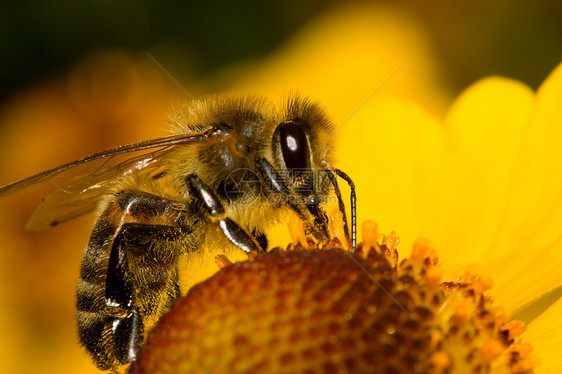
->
[470,62,562,311]
[491,62,562,251]
[337,97,442,248]
[474,237,562,313]
[524,295,562,373]
[416,77,533,271]
[446,77,533,253]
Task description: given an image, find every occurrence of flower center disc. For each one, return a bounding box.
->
[130,243,534,374]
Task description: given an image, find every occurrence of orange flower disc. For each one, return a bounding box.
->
[130,242,534,374]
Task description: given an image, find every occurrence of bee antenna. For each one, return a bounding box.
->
[326,169,357,250]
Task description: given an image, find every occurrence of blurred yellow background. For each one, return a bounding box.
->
[0,1,560,373]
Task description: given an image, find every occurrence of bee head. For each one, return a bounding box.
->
[270,97,336,243]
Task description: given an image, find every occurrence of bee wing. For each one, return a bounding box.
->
[25,148,175,230]
[0,132,208,230]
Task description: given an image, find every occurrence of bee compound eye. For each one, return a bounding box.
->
[278,121,310,171]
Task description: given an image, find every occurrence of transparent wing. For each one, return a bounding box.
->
[25,148,175,230]
[0,132,209,230]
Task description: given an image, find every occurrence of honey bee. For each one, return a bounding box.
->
[0,94,356,371]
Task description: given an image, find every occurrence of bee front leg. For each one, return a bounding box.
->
[257,157,330,242]
[185,174,262,254]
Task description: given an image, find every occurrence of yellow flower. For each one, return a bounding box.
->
[161,5,562,372]
[131,59,562,373]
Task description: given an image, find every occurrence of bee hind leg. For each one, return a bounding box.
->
[105,221,186,365]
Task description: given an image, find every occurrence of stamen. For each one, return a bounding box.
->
[361,220,378,258]
[381,231,399,252]
[470,275,493,296]
[502,320,527,340]
[411,237,431,273]
[329,210,349,251]
[451,303,469,326]
[287,212,307,249]
[512,343,533,359]
[215,254,233,269]
[426,265,443,290]
[429,330,444,350]
[430,351,451,374]
[481,338,503,362]
[412,237,431,259]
